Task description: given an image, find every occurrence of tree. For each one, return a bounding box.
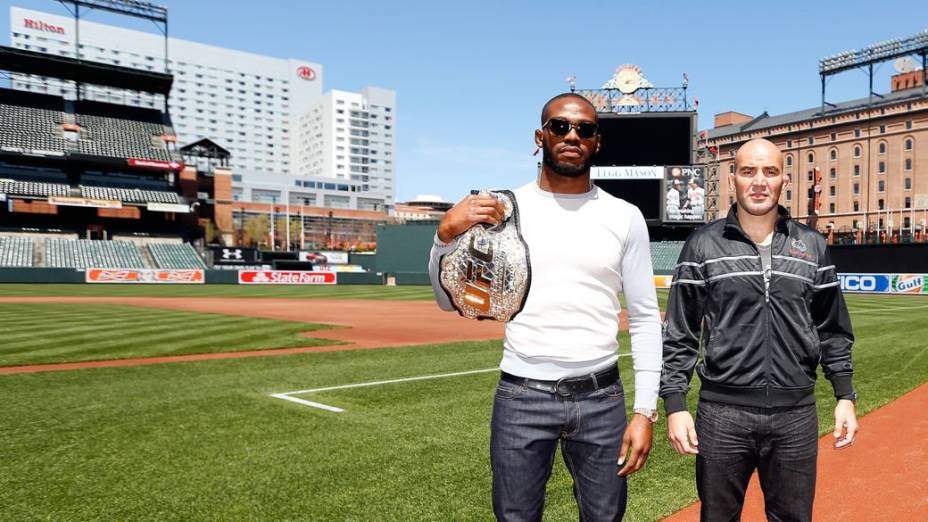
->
[242,215,269,248]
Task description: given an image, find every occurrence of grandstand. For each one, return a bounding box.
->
[0,236,34,267]
[45,238,145,269]
[650,241,685,274]
[148,243,206,269]
[0,30,214,265]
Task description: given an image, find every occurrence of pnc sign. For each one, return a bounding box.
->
[24,18,65,34]
[296,66,317,81]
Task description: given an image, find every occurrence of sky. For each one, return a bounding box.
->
[3,0,925,203]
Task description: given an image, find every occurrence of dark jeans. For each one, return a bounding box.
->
[695,400,819,522]
[490,377,628,522]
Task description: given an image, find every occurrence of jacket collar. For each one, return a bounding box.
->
[724,204,791,238]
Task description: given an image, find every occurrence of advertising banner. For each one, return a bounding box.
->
[299,251,349,264]
[210,246,259,265]
[49,196,122,209]
[146,202,190,213]
[238,270,337,285]
[86,269,204,284]
[591,166,664,180]
[663,166,705,223]
[838,273,928,294]
[127,158,185,171]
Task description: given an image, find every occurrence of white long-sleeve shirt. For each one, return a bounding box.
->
[429,181,663,410]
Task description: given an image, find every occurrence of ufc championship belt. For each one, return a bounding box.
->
[438,189,531,322]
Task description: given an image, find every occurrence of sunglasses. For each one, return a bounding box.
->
[543,118,599,139]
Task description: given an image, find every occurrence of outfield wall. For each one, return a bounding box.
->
[0,268,384,285]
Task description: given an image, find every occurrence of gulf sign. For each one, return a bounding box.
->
[239,270,336,285]
[838,273,928,294]
[86,269,204,284]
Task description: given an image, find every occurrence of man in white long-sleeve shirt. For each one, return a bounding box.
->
[428,93,663,521]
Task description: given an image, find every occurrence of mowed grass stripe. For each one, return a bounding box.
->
[0,307,238,337]
[0,304,338,366]
[0,306,249,344]
[0,284,436,300]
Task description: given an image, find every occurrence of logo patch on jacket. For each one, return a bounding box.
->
[788,238,813,260]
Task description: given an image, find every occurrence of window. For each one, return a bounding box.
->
[905,217,912,229]
[808,170,814,182]
[854,145,861,157]
[878,198,885,210]
[807,152,814,163]
[854,128,861,138]
[786,155,793,167]
[831,132,837,141]
[905,197,912,209]
[906,120,913,130]
[905,178,912,190]
[830,149,837,160]
[729,163,734,174]
[787,140,793,148]
[786,190,792,201]
[879,161,886,174]
[829,186,836,197]
[829,203,836,213]
[853,201,860,212]
[830,167,836,179]
[906,158,913,171]
[879,142,886,154]
[853,183,860,195]
[905,138,913,151]
[878,181,885,193]
[879,125,886,134]
[809,136,815,145]
[854,164,860,176]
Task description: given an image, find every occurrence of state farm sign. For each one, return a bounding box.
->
[238,270,336,285]
[24,19,65,34]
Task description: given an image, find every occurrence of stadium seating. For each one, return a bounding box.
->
[0,89,70,155]
[0,179,70,198]
[79,185,184,204]
[76,101,177,162]
[45,238,145,269]
[0,90,180,163]
[649,241,685,274]
[0,236,34,267]
[147,243,205,269]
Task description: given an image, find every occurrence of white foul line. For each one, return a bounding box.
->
[271,354,632,413]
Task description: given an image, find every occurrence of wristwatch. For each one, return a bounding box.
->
[634,408,659,423]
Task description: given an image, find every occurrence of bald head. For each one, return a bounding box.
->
[730,138,788,217]
[735,138,783,172]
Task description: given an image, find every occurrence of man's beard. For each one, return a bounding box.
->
[542,146,591,178]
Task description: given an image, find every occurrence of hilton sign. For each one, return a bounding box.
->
[24,18,66,34]
[296,66,316,81]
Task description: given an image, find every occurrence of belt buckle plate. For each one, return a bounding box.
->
[555,377,577,397]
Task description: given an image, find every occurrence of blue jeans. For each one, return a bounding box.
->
[490,377,628,522]
[695,401,819,522]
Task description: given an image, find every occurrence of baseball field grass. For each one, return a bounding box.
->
[0,283,435,299]
[0,303,338,366]
[0,289,925,520]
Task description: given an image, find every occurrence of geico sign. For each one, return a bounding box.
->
[24,19,65,34]
[839,274,878,292]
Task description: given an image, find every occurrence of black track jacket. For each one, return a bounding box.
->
[660,205,855,414]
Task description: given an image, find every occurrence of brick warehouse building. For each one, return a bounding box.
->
[702,71,928,243]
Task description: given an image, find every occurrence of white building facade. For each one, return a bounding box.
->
[8,6,395,211]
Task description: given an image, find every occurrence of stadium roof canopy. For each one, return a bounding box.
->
[0,45,173,96]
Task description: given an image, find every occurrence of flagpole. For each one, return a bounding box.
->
[285,202,291,252]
